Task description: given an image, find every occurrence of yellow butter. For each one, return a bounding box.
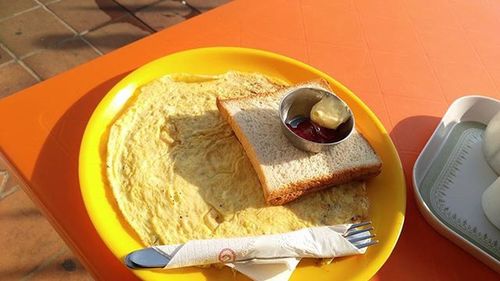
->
[310,95,350,129]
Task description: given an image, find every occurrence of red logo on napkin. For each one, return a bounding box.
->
[218,248,236,263]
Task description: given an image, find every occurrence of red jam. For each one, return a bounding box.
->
[287,117,343,143]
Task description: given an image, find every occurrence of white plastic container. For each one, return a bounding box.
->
[413,96,500,273]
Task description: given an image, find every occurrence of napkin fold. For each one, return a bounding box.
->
[228,257,301,281]
[152,224,368,281]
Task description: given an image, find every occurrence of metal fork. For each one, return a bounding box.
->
[344,221,379,249]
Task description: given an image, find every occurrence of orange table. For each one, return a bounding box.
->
[1,0,499,280]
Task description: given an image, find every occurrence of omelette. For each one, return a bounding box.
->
[107,72,368,246]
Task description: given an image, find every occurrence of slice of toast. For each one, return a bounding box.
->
[216,79,382,205]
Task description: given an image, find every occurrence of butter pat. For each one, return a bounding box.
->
[310,95,351,129]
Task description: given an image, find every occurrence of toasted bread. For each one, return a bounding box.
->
[217,80,382,205]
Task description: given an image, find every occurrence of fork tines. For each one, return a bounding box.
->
[344,221,379,249]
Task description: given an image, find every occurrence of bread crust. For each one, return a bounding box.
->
[266,163,381,205]
[218,78,331,103]
[217,79,382,205]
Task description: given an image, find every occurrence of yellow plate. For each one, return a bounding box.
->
[79,47,406,281]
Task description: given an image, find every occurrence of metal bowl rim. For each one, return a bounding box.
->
[278,86,356,146]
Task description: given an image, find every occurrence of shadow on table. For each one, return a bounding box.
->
[374,115,437,280]
[388,115,442,155]
[29,72,136,278]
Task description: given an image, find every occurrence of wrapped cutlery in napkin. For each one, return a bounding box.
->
[126,224,372,281]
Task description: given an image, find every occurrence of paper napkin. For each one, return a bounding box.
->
[151,224,368,281]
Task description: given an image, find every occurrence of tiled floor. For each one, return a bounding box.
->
[0,0,230,280]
